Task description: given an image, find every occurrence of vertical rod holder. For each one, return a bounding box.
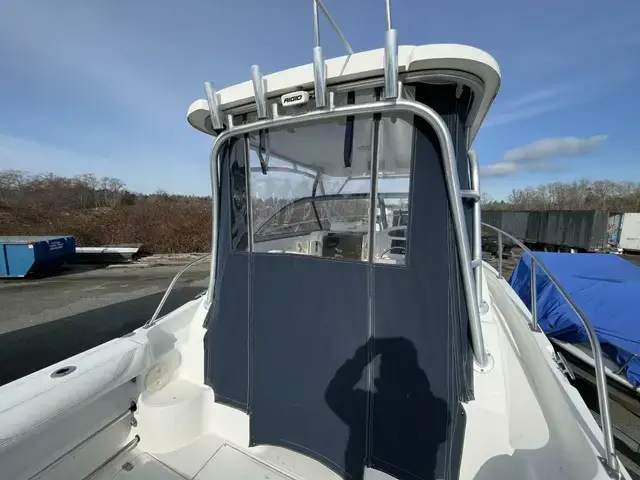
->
[312,0,327,108]
[383,0,398,100]
[204,82,224,130]
[251,65,268,119]
[384,29,399,100]
[313,47,327,108]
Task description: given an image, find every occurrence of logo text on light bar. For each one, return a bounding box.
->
[281,91,309,107]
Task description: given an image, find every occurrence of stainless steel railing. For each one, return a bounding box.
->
[481,222,618,474]
[468,152,488,315]
[144,253,211,328]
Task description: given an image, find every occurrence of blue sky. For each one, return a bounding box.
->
[0,0,638,199]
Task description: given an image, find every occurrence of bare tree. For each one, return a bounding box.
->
[485,179,640,212]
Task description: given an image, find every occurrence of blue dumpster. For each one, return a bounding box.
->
[0,236,76,278]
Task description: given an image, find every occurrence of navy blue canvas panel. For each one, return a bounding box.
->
[204,138,250,411]
[418,85,473,245]
[250,254,370,477]
[416,84,474,401]
[367,105,468,480]
[205,84,473,480]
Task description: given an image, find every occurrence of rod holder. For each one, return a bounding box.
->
[251,65,268,119]
[204,82,224,130]
[384,29,399,100]
[313,46,327,108]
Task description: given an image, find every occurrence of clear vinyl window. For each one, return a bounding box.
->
[229,94,414,266]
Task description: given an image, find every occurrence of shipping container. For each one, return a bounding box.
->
[501,212,529,242]
[0,236,76,278]
[619,213,640,252]
[480,211,528,251]
[536,211,609,251]
[483,210,613,252]
[523,211,541,244]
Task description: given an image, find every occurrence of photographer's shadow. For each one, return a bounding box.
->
[326,337,449,480]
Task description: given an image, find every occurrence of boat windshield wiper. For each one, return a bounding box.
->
[343,91,355,168]
[258,129,270,174]
[311,174,324,230]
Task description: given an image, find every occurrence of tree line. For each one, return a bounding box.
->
[482,180,640,212]
[0,170,212,253]
[2,170,639,252]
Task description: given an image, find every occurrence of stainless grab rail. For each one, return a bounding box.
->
[144,253,211,328]
[481,222,618,474]
[468,152,488,314]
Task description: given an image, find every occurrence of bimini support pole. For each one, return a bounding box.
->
[384,0,398,100]
[312,0,327,108]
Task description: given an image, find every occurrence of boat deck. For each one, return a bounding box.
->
[97,443,297,480]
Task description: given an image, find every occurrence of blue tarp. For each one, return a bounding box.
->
[509,252,640,386]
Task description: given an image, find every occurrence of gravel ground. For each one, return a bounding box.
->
[0,255,209,386]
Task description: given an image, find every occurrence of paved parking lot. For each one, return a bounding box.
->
[0,258,209,386]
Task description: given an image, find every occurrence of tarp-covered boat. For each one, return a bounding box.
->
[510,252,640,386]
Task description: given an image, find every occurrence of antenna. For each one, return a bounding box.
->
[315,0,354,55]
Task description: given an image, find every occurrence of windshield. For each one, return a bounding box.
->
[254,193,409,240]
[229,90,415,264]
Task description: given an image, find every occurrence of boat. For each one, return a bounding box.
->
[0,1,631,478]
[507,250,640,425]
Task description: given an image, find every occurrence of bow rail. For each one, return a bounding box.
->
[481,222,618,474]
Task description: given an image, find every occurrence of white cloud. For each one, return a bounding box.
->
[503,135,607,164]
[480,135,607,178]
[479,162,517,177]
[483,83,598,128]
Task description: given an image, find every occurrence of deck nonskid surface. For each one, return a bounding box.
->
[99,443,297,480]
